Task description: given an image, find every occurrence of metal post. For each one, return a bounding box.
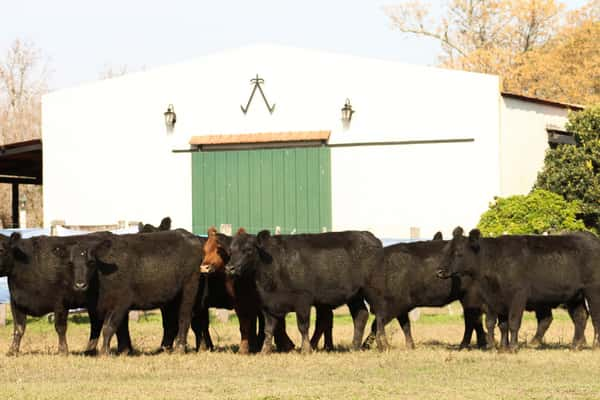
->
[11,183,19,228]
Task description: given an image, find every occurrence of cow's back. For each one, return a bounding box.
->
[259,231,383,307]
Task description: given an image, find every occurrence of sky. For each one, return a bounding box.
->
[0,0,591,91]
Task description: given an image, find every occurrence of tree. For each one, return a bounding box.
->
[506,20,600,105]
[384,0,599,105]
[0,39,48,227]
[478,189,587,236]
[535,106,600,230]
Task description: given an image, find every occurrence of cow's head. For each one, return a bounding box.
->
[199,226,230,274]
[225,228,270,278]
[53,239,112,291]
[437,227,481,279]
[0,233,28,276]
[138,216,171,233]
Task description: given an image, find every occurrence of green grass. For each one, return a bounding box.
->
[0,306,598,399]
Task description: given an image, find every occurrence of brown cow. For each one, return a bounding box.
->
[198,227,295,354]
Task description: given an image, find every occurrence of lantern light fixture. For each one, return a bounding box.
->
[164,104,176,132]
[341,98,354,128]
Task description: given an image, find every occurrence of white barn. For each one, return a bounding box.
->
[41,45,581,239]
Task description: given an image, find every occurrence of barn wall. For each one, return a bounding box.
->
[499,97,570,197]
[42,44,501,234]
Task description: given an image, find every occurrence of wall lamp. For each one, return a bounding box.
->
[164,104,177,132]
[341,98,354,129]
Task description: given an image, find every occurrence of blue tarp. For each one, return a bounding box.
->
[0,230,422,304]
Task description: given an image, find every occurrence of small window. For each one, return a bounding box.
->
[547,125,575,149]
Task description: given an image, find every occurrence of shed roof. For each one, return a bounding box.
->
[0,139,42,184]
[501,92,584,110]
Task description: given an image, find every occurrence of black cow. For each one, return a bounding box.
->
[360,233,487,350]
[0,232,130,355]
[225,230,388,353]
[438,227,595,351]
[69,229,203,355]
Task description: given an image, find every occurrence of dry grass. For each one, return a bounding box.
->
[1,307,599,399]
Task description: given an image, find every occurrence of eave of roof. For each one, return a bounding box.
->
[189,130,331,146]
[501,92,585,110]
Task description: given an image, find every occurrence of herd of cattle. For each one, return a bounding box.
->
[1,216,600,356]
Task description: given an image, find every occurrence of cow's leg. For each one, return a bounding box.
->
[192,307,213,352]
[100,307,128,356]
[322,308,334,351]
[583,290,600,349]
[54,307,69,355]
[257,312,266,350]
[361,319,377,349]
[398,312,415,349]
[473,308,487,349]
[375,314,390,351]
[310,305,327,350]
[530,306,552,347]
[116,318,133,355]
[459,306,476,350]
[174,274,200,353]
[508,296,526,352]
[348,297,369,351]
[7,301,26,356]
[234,307,253,354]
[248,311,259,352]
[498,314,509,350]
[274,316,295,352]
[85,309,102,355]
[484,312,497,350]
[568,301,589,350]
[261,310,277,354]
[160,303,178,351]
[296,304,312,354]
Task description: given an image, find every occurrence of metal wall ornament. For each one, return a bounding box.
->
[164,104,177,132]
[240,74,276,114]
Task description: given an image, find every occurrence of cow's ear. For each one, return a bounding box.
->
[257,230,271,247]
[52,245,68,259]
[237,227,246,235]
[92,240,112,261]
[452,226,464,239]
[468,229,481,253]
[159,217,171,231]
[433,232,443,241]
[9,233,28,263]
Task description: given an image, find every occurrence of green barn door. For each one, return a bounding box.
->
[192,147,331,235]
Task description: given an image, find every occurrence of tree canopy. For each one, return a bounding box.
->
[385,0,599,105]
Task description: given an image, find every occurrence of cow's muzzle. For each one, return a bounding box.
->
[225,264,241,277]
[436,269,452,279]
[199,264,215,274]
[74,282,88,291]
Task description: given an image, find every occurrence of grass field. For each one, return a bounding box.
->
[1,306,599,399]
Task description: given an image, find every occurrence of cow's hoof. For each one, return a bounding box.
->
[571,340,586,351]
[528,337,542,348]
[174,344,187,354]
[6,349,18,357]
[261,345,273,355]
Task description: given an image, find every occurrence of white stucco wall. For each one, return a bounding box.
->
[499,96,571,197]
[43,44,500,236]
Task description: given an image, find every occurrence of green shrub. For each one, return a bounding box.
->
[478,189,587,236]
[535,105,600,229]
